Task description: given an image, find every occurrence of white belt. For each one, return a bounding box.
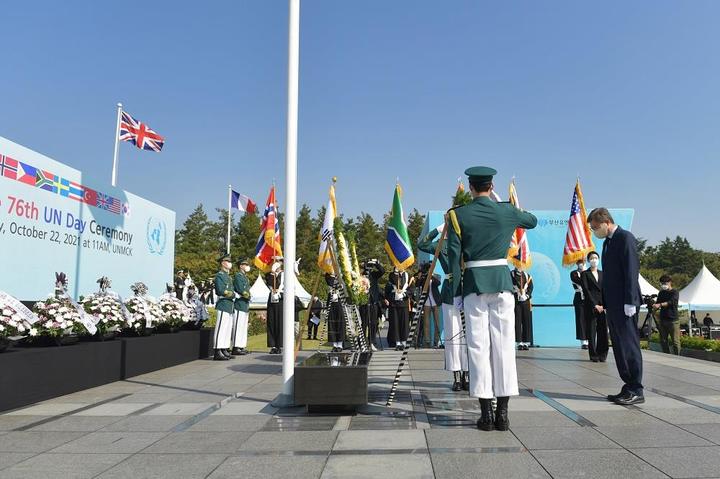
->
[465,259,508,268]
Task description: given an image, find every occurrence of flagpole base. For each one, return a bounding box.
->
[270,393,295,408]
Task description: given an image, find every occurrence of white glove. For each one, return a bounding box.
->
[624,304,637,317]
[453,296,464,312]
[435,223,444,235]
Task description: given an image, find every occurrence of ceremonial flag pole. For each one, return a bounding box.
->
[226,185,232,254]
[111,103,123,187]
[279,0,301,405]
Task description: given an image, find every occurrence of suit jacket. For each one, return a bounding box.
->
[580,269,603,310]
[447,197,537,296]
[384,271,409,307]
[601,226,641,310]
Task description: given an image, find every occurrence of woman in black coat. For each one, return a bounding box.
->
[580,251,609,362]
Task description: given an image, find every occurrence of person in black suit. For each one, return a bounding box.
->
[588,208,644,405]
[570,260,588,349]
[580,251,608,362]
[306,296,323,340]
[511,267,533,350]
[384,267,410,351]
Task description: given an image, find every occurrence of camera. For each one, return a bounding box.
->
[642,294,657,309]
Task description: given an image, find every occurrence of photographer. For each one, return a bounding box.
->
[653,274,680,355]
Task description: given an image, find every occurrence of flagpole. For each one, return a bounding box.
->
[227,185,232,254]
[111,103,123,187]
[277,0,300,406]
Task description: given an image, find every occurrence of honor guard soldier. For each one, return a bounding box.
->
[231,259,252,356]
[511,267,533,350]
[384,267,410,350]
[265,259,284,354]
[325,272,345,352]
[213,254,235,361]
[418,224,469,391]
[362,259,385,351]
[447,166,537,431]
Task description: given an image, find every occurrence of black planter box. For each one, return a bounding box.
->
[294,352,371,410]
[121,330,204,378]
[0,329,215,413]
[649,341,720,363]
[0,340,122,412]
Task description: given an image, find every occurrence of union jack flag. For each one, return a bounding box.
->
[562,180,595,266]
[97,192,121,214]
[507,180,532,269]
[119,111,165,152]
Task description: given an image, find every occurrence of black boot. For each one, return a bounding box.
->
[451,371,462,391]
[461,371,469,391]
[231,347,243,355]
[222,349,234,358]
[477,398,495,431]
[213,349,229,361]
[495,396,510,431]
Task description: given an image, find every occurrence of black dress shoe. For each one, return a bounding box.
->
[606,391,624,402]
[221,349,233,358]
[614,393,645,406]
[590,357,599,362]
[213,350,229,361]
[581,344,589,350]
[598,357,606,362]
[231,347,243,355]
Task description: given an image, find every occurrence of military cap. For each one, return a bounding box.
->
[239,258,250,266]
[218,253,232,263]
[464,166,497,185]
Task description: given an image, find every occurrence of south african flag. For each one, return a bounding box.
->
[384,183,415,270]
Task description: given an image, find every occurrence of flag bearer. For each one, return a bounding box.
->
[232,258,252,356]
[325,272,345,352]
[418,225,469,392]
[447,166,537,431]
[213,254,236,361]
[265,259,284,354]
[511,267,534,350]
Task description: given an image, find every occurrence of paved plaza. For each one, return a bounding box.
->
[1,343,720,478]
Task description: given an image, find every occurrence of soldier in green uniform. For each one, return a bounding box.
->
[231,258,252,356]
[213,253,236,361]
[418,224,469,392]
[447,166,537,431]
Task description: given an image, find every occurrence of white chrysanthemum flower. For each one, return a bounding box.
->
[29,328,38,336]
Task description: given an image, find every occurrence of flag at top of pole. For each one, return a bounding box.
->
[254,185,283,272]
[317,178,337,274]
[231,190,257,214]
[507,179,532,270]
[562,179,595,266]
[111,103,164,187]
[384,183,415,270]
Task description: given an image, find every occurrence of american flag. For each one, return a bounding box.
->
[562,180,594,266]
[507,180,532,269]
[119,111,165,152]
[97,192,122,215]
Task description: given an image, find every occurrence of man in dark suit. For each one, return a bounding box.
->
[588,208,644,405]
[580,251,608,362]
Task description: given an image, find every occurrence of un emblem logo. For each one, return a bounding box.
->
[146,217,167,255]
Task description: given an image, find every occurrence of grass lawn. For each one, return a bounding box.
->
[246,333,333,353]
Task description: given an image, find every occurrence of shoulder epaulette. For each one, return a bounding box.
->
[448,209,461,237]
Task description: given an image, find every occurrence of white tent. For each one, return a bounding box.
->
[680,265,720,309]
[639,274,659,297]
[249,273,312,310]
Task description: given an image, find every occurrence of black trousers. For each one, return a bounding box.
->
[388,304,409,347]
[514,301,533,343]
[606,307,644,396]
[584,308,608,360]
[574,296,587,340]
[307,318,319,339]
[266,301,283,348]
[327,302,345,343]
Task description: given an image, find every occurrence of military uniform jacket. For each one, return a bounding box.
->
[447,196,537,297]
[511,270,533,303]
[233,272,251,312]
[384,271,409,307]
[417,227,453,305]
[214,270,235,313]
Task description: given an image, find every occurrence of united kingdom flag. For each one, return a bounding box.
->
[119,111,165,152]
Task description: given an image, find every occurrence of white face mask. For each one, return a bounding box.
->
[589,258,599,267]
[661,284,670,290]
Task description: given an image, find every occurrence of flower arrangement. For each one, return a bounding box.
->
[0,305,30,338]
[158,294,192,329]
[123,282,163,334]
[81,294,127,335]
[32,297,85,337]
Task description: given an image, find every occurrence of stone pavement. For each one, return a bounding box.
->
[1,344,720,478]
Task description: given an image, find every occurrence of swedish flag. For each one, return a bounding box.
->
[384,184,415,270]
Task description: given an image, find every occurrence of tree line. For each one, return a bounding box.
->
[174,204,720,297]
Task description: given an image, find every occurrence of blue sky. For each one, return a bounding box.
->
[2,1,719,251]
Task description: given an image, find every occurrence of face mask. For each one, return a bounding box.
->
[242,265,250,273]
[589,258,599,267]
[592,224,608,239]
[661,284,670,290]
